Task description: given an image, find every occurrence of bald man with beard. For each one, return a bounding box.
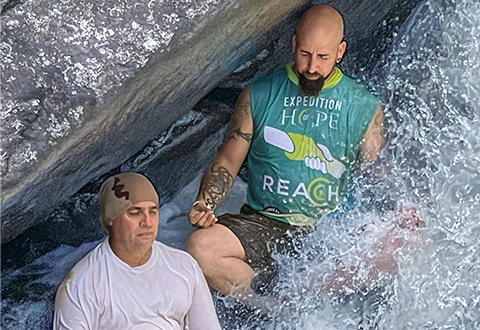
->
[185,5,418,307]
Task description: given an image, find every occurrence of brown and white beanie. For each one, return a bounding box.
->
[99,173,159,232]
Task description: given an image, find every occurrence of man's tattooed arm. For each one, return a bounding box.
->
[193,87,253,212]
[198,162,234,210]
[225,88,253,143]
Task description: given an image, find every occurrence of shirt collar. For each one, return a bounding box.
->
[286,62,343,90]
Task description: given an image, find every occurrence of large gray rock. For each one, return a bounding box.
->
[0,0,305,242]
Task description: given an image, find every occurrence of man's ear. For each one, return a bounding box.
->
[292,34,297,54]
[338,39,347,58]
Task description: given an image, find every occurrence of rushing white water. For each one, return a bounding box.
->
[374,0,480,328]
[215,0,480,328]
[245,0,480,329]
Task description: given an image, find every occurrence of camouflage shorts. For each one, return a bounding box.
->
[217,204,313,294]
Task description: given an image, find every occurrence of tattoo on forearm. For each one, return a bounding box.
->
[199,163,234,210]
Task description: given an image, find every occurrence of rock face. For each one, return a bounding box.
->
[1,0,420,243]
[0,0,305,242]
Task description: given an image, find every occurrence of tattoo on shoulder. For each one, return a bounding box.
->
[227,127,252,143]
[225,98,252,143]
[237,98,251,117]
[200,163,234,209]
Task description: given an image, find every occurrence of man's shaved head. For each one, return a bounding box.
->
[296,5,344,44]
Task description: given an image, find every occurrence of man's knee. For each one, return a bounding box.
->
[186,227,216,260]
[186,224,245,262]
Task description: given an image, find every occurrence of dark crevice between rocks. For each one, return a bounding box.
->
[1,265,56,302]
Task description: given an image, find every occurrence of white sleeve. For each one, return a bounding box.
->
[185,262,222,330]
[53,280,97,330]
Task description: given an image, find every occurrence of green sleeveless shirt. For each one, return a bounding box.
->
[247,63,380,226]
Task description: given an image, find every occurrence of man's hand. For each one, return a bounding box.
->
[189,201,218,228]
[371,206,426,274]
[395,206,426,230]
[325,207,426,293]
[381,207,425,250]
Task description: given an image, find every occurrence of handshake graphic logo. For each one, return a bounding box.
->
[264,126,346,179]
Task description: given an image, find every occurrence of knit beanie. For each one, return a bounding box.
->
[99,173,159,231]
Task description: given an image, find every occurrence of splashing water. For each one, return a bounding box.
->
[375,0,480,328]
[217,0,480,329]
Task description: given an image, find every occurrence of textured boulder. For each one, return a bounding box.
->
[0,0,305,242]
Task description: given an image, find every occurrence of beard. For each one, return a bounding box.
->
[298,73,325,96]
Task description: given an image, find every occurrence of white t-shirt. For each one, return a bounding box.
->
[53,239,221,330]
